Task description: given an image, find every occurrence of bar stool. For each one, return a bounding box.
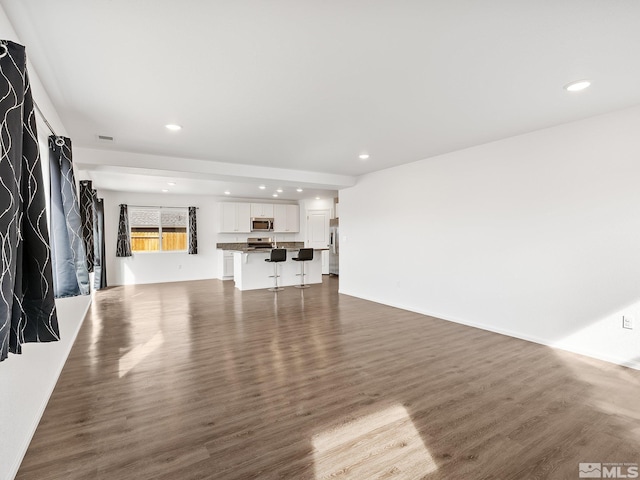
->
[265,248,287,291]
[292,248,314,289]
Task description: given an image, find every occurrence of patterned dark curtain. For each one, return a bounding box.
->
[48,136,90,297]
[93,197,107,290]
[79,180,95,272]
[188,206,198,254]
[0,40,59,362]
[116,204,132,257]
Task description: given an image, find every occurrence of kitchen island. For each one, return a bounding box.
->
[233,249,323,291]
[217,243,324,291]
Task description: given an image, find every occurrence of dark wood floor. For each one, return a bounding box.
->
[16,276,640,479]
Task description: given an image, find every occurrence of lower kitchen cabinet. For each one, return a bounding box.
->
[217,250,235,280]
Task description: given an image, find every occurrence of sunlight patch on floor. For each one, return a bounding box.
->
[550,348,640,428]
[118,331,164,378]
[312,404,437,479]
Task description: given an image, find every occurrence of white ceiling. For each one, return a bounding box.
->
[3,0,640,198]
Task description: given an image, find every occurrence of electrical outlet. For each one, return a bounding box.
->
[623,315,634,330]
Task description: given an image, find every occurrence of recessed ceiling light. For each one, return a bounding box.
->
[165,124,182,131]
[259,185,266,190]
[315,196,321,200]
[161,189,169,193]
[224,191,231,195]
[296,188,303,192]
[359,153,370,160]
[272,193,278,197]
[276,188,283,193]
[167,182,176,186]
[564,80,591,92]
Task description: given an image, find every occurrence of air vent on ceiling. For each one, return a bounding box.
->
[96,134,114,142]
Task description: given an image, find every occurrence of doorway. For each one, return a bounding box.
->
[306,209,331,275]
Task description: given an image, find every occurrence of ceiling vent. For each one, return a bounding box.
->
[96,134,115,143]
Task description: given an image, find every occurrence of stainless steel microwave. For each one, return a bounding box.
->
[251,217,274,232]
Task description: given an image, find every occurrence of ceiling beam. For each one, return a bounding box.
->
[74,147,357,190]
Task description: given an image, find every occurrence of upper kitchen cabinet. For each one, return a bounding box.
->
[273,204,300,233]
[250,203,274,218]
[219,203,251,232]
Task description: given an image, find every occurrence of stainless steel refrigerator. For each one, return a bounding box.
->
[329,218,339,275]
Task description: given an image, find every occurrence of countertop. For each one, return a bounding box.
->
[216,242,327,253]
[218,247,328,253]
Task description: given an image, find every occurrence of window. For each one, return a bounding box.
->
[130,207,188,252]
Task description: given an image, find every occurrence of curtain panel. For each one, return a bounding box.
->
[116,204,132,257]
[79,180,95,272]
[93,196,107,290]
[48,136,90,297]
[188,206,198,254]
[0,40,59,362]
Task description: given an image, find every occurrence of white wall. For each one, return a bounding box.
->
[100,191,219,286]
[301,197,336,219]
[98,191,314,285]
[340,104,640,370]
[0,296,90,480]
[299,197,336,248]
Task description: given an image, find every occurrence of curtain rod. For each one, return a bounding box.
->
[4,41,63,142]
[33,100,59,138]
[124,204,199,209]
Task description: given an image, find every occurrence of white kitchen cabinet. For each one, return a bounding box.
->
[273,204,286,232]
[250,203,274,218]
[321,250,329,275]
[219,203,251,232]
[273,204,300,232]
[285,205,300,232]
[217,250,235,279]
[223,252,234,279]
